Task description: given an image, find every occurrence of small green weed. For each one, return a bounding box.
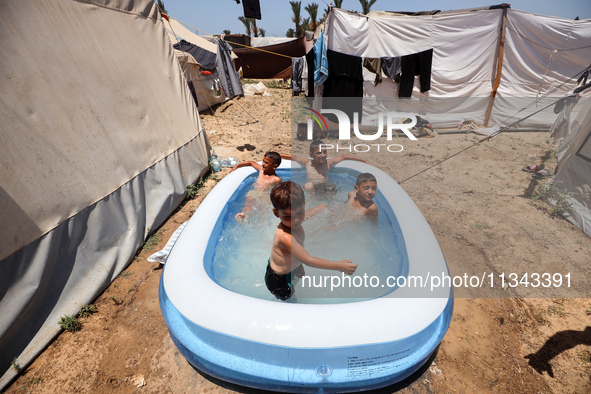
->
[531,183,574,217]
[474,221,491,230]
[143,229,163,252]
[546,305,570,317]
[186,184,199,199]
[118,270,132,279]
[79,304,97,318]
[58,314,81,332]
[11,357,22,374]
[19,377,43,390]
[108,296,122,305]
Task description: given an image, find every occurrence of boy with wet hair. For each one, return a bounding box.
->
[347,172,378,219]
[282,140,369,193]
[266,181,357,300]
[231,151,282,220]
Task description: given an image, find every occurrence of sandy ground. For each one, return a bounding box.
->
[4,84,591,393]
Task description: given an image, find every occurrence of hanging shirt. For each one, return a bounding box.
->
[363,58,382,86]
[381,56,402,83]
[323,50,363,122]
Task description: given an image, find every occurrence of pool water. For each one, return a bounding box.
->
[207,168,409,303]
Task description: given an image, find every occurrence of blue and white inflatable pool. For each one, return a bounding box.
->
[159,159,453,392]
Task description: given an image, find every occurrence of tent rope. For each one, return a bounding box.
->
[399,63,591,185]
[493,63,591,129]
[171,17,294,59]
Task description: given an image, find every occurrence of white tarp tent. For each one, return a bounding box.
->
[323,6,591,128]
[164,17,241,112]
[552,98,591,238]
[0,0,210,389]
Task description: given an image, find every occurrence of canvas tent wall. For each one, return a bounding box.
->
[0,0,209,389]
[164,17,242,112]
[322,6,591,128]
[552,98,591,238]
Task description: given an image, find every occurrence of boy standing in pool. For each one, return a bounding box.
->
[266,181,358,300]
[281,140,369,194]
[231,151,282,220]
[347,173,378,220]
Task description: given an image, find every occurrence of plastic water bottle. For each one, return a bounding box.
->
[210,157,221,172]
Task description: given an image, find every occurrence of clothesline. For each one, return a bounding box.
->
[170,16,294,60]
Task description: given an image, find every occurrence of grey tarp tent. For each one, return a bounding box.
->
[0,0,210,389]
[164,17,243,112]
[551,98,591,238]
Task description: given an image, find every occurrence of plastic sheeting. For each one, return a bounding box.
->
[553,98,591,238]
[0,0,209,389]
[325,7,591,127]
[164,17,240,112]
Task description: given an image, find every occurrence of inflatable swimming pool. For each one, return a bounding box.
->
[159,159,453,392]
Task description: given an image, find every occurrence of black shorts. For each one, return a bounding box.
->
[265,261,300,301]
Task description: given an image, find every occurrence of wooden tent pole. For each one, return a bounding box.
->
[484,4,510,127]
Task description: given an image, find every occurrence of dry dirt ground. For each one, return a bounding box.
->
[5,84,591,393]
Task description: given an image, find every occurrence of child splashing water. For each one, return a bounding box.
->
[231,151,282,221]
[266,181,357,300]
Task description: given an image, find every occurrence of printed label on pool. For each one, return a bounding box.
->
[346,349,411,377]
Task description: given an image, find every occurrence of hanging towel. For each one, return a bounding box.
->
[314,31,328,86]
[399,49,433,98]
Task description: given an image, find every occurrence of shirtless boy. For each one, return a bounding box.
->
[282,140,369,193]
[266,181,357,300]
[347,172,378,219]
[231,151,282,220]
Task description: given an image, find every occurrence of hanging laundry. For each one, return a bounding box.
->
[323,50,363,121]
[305,48,315,96]
[242,0,261,20]
[216,39,243,98]
[363,58,382,86]
[314,31,328,86]
[324,50,363,97]
[301,56,309,96]
[381,56,402,83]
[398,49,433,98]
[291,56,305,94]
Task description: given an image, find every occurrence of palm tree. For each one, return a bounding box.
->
[259,28,266,37]
[305,3,319,31]
[286,28,296,38]
[290,1,302,37]
[251,18,259,37]
[301,17,310,33]
[238,16,252,36]
[359,0,377,15]
[334,0,344,8]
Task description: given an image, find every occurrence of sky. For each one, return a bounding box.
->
[163,0,591,38]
